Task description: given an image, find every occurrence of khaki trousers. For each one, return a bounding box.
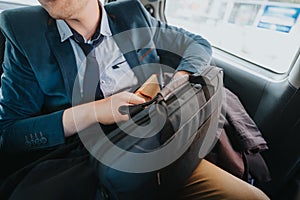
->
[1,137,270,200]
[179,159,270,200]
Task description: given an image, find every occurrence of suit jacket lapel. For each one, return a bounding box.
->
[106,14,141,69]
[106,13,152,84]
[45,18,78,102]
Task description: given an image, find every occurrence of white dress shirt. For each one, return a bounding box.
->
[56,2,138,98]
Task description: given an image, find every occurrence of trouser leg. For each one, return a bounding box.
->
[178,159,269,200]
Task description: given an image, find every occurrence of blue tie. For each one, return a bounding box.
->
[82,49,103,102]
[71,28,104,101]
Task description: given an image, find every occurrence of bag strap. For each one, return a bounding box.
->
[189,66,221,100]
[118,66,222,116]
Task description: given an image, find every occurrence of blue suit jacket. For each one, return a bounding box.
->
[0,0,211,152]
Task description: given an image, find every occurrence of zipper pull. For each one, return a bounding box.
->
[157,172,161,186]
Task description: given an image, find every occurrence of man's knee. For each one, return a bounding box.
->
[178,159,270,200]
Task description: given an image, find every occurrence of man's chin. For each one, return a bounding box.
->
[48,12,70,20]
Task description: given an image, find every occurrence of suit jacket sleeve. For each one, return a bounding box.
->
[134,0,212,74]
[105,0,212,74]
[0,11,65,153]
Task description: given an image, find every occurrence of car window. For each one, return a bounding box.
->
[165,0,300,74]
[0,0,39,12]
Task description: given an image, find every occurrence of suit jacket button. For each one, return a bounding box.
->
[30,134,36,146]
[35,138,41,145]
[34,133,41,146]
[31,139,36,146]
[41,137,48,144]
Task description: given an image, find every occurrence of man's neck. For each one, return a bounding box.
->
[66,0,101,41]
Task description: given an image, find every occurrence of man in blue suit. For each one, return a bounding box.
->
[0,0,269,199]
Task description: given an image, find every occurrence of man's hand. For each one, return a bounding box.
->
[63,91,145,137]
[95,91,145,125]
[173,70,191,79]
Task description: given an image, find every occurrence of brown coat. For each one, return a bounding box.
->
[206,88,271,184]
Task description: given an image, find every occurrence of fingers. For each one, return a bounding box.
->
[117,91,145,105]
[128,93,146,104]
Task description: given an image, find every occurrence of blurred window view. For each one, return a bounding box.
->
[0,0,39,12]
[166,0,300,73]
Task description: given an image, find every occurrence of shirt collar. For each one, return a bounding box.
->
[100,3,112,37]
[56,1,112,43]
